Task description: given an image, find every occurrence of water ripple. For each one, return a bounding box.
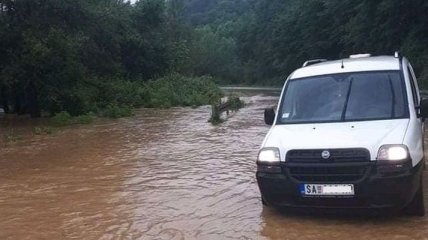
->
[0,92,427,239]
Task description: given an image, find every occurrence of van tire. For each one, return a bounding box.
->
[405,178,425,216]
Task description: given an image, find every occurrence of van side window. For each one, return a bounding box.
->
[407,66,419,106]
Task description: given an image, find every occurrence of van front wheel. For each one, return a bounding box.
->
[405,178,425,216]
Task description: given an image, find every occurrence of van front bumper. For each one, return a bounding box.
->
[257,160,423,211]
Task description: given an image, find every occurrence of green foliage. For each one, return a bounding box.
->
[33,127,55,135]
[142,73,223,108]
[3,0,426,117]
[74,112,96,124]
[227,95,245,111]
[178,0,253,84]
[236,0,428,85]
[209,95,244,124]
[181,0,255,27]
[50,111,72,126]
[101,104,134,119]
[43,73,221,120]
[0,0,193,117]
[189,26,242,83]
[4,129,21,143]
[209,111,223,125]
[49,111,94,127]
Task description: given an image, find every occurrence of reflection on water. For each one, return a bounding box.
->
[0,90,427,239]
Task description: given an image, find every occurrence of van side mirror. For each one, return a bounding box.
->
[264,108,275,125]
[419,98,428,118]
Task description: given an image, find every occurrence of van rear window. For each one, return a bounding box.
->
[279,71,408,124]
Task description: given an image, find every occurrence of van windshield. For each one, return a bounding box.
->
[278,71,409,124]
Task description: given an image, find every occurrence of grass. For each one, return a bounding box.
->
[50,111,97,126]
[33,126,55,135]
[4,129,22,143]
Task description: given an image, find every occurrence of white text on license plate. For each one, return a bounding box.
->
[300,184,354,196]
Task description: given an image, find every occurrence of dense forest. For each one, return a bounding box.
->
[181,0,428,85]
[1,0,428,117]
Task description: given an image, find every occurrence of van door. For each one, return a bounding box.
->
[406,62,424,166]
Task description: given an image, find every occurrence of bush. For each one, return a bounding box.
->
[228,95,245,110]
[95,76,145,109]
[209,95,244,125]
[101,104,134,119]
[74,112,96,124]
[143,73,223,108]
[50,111,96,126]
[45,74,222,121]
[51,111,72,126]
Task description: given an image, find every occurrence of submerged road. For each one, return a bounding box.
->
[0,89,427,239]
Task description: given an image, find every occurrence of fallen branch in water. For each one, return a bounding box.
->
[209,96,245,124]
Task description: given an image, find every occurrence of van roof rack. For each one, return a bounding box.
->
[302,59,327,67]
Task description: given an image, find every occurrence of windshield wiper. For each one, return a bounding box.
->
[388,75,396,117]
[341,78,353,120]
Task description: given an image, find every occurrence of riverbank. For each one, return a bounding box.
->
[0,87,273,147]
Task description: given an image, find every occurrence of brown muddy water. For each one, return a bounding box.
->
[0,90,427,240]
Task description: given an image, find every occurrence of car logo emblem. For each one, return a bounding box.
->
[321,150,330,159]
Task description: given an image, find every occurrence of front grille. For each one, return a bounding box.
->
[285,148,372,182]
[285,163,371,182]
[287,148,370,163]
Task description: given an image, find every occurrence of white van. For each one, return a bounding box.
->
[257,53,426,216]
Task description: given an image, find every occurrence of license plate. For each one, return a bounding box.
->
[300,184,354,196]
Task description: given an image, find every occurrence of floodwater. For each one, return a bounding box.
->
[0,90,427,240]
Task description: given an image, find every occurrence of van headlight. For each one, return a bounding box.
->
[377,145,409,161]
[257,148,280,164]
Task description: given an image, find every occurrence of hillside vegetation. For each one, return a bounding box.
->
[1,0,427,117]
[181,0,428,86]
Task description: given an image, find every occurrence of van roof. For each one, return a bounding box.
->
[290,56,400,79]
